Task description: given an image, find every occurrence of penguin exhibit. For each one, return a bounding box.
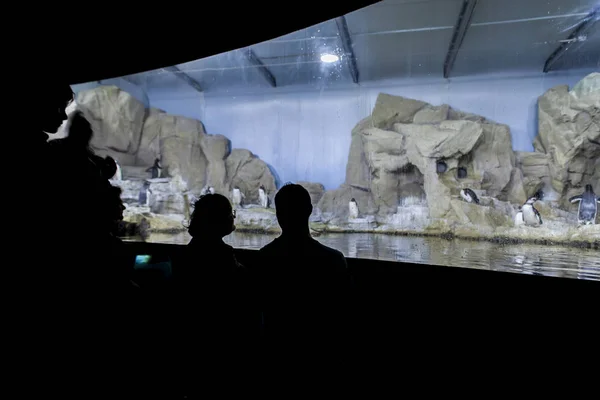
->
[54,71,599,249]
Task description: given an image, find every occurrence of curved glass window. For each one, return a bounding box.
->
[66,0,600,280]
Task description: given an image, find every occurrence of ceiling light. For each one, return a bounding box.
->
[320,53,339,63]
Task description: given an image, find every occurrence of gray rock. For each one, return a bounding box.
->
[371,93,427,130]
[226,149,277,205]
[317,185,378,223]
[297,181,326,205]
[200,134,231,194]
[536,73,600,207]
[413,104,449,124]
[157,114,208,192]
[77,85,146,154]
[136,108,166,166]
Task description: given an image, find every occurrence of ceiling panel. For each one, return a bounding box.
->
[345,0,462,34]
[549,24,600,71]
[461,16,584,51]
[352,28,453,81]
[267,57,354,87]
[472,0,598,23]
[451,15,589,76]
[121,0,600,93]
[252,36,341,63]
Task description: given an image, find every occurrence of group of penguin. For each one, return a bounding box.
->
[134,156,599,225]
[195,185,271,209]
[459,185,599,226]
[347,185,598,226]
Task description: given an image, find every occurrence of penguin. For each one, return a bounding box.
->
[112,160,122,181]
[521,196,543,226]
[436,161,447,174]
[569,184,599,225]
[460,188,480,204]
[514,207,525,226]
[208,186,215,195]
[138,181,152,206]
[146,158,162,179]
[349,198,359,219]
[258,185,270,208]
[457,167,467,179]
[232,186,245,208]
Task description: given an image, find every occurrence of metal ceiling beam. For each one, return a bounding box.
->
[443,0,478,79]
[543,7,598,73]
[245,49,276,87]
[97,76,138,85]
[335,16,360,84]
[163,65,204,92]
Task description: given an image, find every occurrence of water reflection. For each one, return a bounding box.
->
[145,231,599,281]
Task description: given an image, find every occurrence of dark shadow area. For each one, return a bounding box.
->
[27,1,379,84]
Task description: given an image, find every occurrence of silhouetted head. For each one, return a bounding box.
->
[67,111,93,147]
[350,198,356,203]
[585,184,593,193]
[275,183,312,234]
[154,158,161,167]
[102,156,118,180]
[188,194,236,239]
[259,185,265,191]
[40,83,74,133]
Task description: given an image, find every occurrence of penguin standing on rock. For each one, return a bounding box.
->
[349,198,359,219]
[232,186,245,208]
[521,196,543,226]
[569,184,599,225]
[112,160,122,181]
[146,158,162,179]
[139,181,152,206]
[460,188,480,204]
[258,185,270,208]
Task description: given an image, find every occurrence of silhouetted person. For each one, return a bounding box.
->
[102,156,118,180]
[258,183,351,346]
[173,194,258,394]
[28,84,144,395]
[101,185,137,289]
[36,83,74,147]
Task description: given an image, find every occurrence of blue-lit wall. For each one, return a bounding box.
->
[85,69,598,190]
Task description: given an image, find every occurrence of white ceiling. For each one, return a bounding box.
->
[125,0,600,93]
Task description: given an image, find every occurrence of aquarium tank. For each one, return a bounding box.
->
[62,0,599,280]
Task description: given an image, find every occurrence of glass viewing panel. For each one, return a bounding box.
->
[63,0,599,280]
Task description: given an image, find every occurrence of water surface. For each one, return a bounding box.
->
[146,231,600,281]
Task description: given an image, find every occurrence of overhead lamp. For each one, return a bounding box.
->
[320,53,339,63]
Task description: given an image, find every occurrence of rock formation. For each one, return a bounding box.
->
[55,75,599,246]
[532,72,599,207]
[315,72,598,243]
[320,92,526,222]
[62,85,277,211]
